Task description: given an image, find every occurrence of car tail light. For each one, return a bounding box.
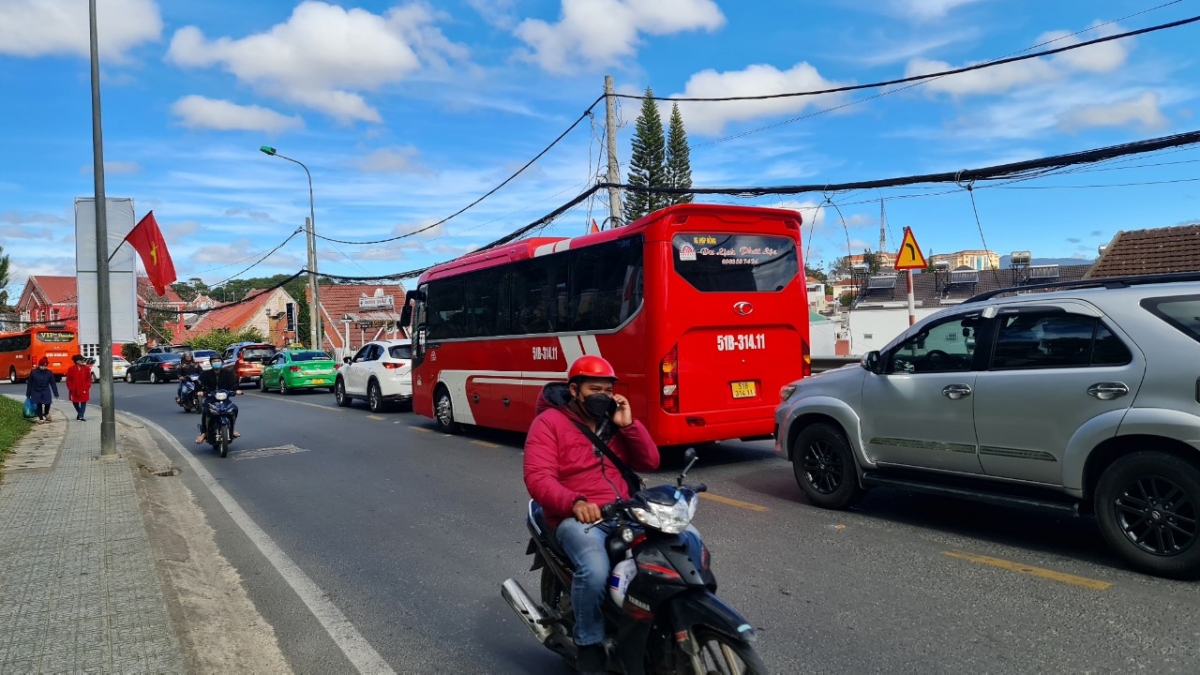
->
[382,362,404,370]
[660,345,679,413]
[289,366,301,373]
[802,339,812,378]
[162,362,174,369]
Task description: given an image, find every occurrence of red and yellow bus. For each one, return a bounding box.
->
[1,323,80,383]
[404,203,811,447]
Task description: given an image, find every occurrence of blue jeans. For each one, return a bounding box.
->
[72,402,87,419]
[556,518,703,646]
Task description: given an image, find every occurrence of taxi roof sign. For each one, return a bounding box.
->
[893,227,928,271]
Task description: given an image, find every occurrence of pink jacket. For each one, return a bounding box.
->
[524,383,660,531]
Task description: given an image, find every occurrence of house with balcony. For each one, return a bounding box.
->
[311,283,408,360]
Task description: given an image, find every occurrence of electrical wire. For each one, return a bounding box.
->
[209,228,303,288]
[315,96,605,246]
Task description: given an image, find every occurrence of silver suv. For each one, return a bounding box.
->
[774,275,1200,578]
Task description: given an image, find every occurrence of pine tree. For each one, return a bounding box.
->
[623,87,669,224]
[665,103,693,205]
[0,244,10,310]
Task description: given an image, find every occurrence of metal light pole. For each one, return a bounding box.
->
[89,0,116,455]
[259,146,323,350]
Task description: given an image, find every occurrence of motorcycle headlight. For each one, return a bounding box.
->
[215,392,228,401]
[630,495,697,534]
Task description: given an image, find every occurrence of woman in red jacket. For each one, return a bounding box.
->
[66,354,93,421]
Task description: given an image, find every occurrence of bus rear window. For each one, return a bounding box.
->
[1142,295,1200,343]
[37,331,75,343]
[672,234,799,293]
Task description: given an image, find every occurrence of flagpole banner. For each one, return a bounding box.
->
[75,198,139,344]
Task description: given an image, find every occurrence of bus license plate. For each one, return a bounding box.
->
[731,381,757,399]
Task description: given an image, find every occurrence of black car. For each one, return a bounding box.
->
[125,353,183,383]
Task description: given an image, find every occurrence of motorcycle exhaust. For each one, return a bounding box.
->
[501,578,553,644]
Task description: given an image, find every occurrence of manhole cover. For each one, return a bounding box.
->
[229,444,309,461]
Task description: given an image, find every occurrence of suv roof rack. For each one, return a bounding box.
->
[964,271,1200,304]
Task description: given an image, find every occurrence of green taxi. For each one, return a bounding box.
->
[260,350,339,394]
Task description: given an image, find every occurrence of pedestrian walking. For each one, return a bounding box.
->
[25,357,59,424]
[66,354,93,421]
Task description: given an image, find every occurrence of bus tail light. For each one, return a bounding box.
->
[660,345,679,413]
[802,339,811,378]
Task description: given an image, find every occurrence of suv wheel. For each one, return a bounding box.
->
[1095,451,1200,579]
[792,423,865,510]
[434,385,461,434]
[334,378,352,407]
[368,381,384,413]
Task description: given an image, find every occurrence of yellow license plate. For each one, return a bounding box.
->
[731,381,757,399]
[312,379,326,385]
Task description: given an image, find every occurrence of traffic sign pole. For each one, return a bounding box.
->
[907,269,916,326]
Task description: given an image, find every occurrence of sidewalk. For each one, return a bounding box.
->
[0,399,184,673]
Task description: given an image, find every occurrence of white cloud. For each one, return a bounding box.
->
[171,96,304,133]
[468,0,518,29]
[892,0,987,20]
[515,0,725,74]
[80,161,141,176]
[167,1,464,123]
[0,211,66,225]
[671,62,846,135]
[0,0,161,61]
[392,218,445,239]
[905,23,1131,97]
[1,224,56,240]
[1058,91,1168,132]
[354,147,428,174]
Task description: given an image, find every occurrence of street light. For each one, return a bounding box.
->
[259,145,323,350]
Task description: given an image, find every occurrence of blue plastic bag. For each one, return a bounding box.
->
[22,397,37,419]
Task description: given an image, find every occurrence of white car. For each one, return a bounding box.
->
[90,356,130,382]
[334,339,413,413]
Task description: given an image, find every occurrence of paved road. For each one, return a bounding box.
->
[10,378,1200,673]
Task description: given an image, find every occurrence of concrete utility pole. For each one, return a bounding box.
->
[89,0,116,456]
[260,146,323,350]
[604,75,623,228]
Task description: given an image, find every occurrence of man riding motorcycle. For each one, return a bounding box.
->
[195,355,240,445]
[523,355,659,675]
[176,352,203,404]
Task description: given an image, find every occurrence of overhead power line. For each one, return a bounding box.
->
[614,13,1200,103]
[316,95,605,246]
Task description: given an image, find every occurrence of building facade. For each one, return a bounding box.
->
[930,249,1001,271]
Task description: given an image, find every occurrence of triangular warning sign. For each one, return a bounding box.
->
[893,227,927,271]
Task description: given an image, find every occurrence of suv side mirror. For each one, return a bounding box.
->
[343,357,352,364]
[861,351,881,373]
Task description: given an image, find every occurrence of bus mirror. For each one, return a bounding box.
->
[399,305,412,330]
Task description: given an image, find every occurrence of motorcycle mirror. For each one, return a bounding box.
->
[677,447,699,486]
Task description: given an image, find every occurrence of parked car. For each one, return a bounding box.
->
[89,355,130,382]
[191,350,219,370]
[774,274,1200,579]
[220,343,278,387]
[260,350,338,394]
[334,339,412,412]
[148,344,194,354]
[125,353,183,384]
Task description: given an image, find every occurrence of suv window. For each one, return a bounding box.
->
[888,315,979,374]
[990,312,1132,370]
[389,345,412,360]
[1142,294,1200,344]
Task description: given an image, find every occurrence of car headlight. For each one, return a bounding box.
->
[630,494,697,534]
[780,384,798,402]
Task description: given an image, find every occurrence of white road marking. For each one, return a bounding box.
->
[124,413,396,675]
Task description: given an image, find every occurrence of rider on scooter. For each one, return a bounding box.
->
[523,355,659,675]
[195,355,240,445]
[176,352,202,404]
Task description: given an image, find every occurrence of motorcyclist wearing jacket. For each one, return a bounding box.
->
[195,355,240,445]
[523,356,659,675]
[176,352,203,404]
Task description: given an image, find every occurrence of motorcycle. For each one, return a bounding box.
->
[203,389,238,458]
[178,373,201,413]
[502,449,766,675]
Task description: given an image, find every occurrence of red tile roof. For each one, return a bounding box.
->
[29,276,78,305]
[1087,225,1200,279]
[176,289,277,342]
[309,283,407,351]
[136,276,185,305]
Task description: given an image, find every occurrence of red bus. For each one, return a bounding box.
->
[404,203,811,446]
[1,323,80,383]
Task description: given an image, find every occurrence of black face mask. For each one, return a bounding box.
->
[579,393,616,422]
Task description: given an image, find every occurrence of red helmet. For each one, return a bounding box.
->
[568,355,617,382]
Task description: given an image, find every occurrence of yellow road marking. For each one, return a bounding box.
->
[698,492,769,513]
[942,550,1112,590]
[367,415,385,421]
[471,440,500,449]
[410,426,432,433]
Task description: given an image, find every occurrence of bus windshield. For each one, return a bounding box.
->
[671,234,799,293]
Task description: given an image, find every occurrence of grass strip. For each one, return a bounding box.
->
[0,396,34,480]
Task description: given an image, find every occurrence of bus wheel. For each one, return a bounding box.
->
[8,367,16,384]
[434,386,461,434]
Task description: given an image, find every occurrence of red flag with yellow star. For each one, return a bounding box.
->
[124,211,177,296]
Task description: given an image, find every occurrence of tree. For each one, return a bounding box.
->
[804,263,828,284]
[0,243,10,310]
[121,343,143,362]
[665,103,693,205]
[189,328,266,353]
[861,250,883,274]
[623,87,669,224]
[838,291,855,307]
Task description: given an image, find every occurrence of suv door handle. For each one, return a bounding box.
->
[1087,382,1129,400]
[942,384,972,400]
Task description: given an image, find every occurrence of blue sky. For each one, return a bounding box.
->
[2,0,1199,296]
